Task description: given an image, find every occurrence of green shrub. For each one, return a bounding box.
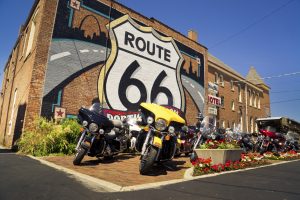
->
[17,117,81,156]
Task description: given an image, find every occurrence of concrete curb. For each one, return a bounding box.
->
[27,155,300,192]
[183,159,300,180]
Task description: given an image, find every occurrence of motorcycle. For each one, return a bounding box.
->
[226,126,254,153]
[175,126,197,157]
[73,103,130,165]
[257,126,285,155]
[135,103,186,175]
[237,132,254,153]
[283,131,299,152]
[193,115,217,149]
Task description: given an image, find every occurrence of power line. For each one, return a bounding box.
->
[233,71,300,83]
[271,89,300,94]
[210,0,296,49]
[270,98,300,104]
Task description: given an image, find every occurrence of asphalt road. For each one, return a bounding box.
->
[1,150,300,200]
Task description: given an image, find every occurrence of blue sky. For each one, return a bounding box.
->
[0,0,299,121]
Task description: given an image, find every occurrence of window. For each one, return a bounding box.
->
[8,89,18,136]
[232,122,236,130]
[238,84,242,102]
[255,118,258,132]
[215,72,219,84]
[253,92,256,107]
[250,117,254,133]
[231,100,235,111]
[230,80,234,91]
[249,90,252,106]
[258,95,261,109]
[219,75,224,87]
[239,115,243,132]
[25,8,39,57]
[22,30,29,57]
[220,96,224,107]
[222,120,225,128]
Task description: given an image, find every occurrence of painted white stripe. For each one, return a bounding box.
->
[50,52,71,61]
[185,80,189,83]
[190,84,195,88]
[100,50,105,53]
[80,49,89,53]
[198,91,205,102]
[93,50,99,52]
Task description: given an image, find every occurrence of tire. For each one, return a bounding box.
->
[73,147,88,165]
[174,148,181,157]
[139,146,158,175]
[259,147,266,155]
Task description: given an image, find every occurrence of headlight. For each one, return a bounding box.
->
[147,116,154,125]
[82,120,88,127]
[155,119,167,131]
[89,123,98,132]
[168,126,175,134]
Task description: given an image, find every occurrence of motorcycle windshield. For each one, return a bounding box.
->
[201,116,215,133]
[89,103,102,115]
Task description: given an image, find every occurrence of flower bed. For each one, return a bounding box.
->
[192,153,267,176]
[199,140,240,149]
[263,150,300,160]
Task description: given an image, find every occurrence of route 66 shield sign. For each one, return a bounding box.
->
[98,15,185,112]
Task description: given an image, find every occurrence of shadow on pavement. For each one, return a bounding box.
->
[143,160,188,176]
[0,148,15,153]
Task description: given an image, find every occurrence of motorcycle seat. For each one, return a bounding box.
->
[111,119,123,129]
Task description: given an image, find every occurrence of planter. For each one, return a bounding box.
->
[194,149,243,165]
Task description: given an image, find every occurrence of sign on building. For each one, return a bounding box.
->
[98,15,185,112]
[208,107,218,115]
[70,0,81,10]
[208,95,221,106]
[54,107,66,120]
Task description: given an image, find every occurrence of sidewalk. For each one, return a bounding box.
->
[42,154,191,187]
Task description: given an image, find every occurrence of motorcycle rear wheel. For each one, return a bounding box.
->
[259,147,267,155]
[73,147,88,165]
[139,146,158,175]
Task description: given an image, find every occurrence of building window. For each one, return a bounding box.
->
[239,115,243,132]
[221,96,224,107]
[219,75,224,87]
[25,9,39,57]
[258,95,261,109]
[22,30,29,57]
[8,89,18,136]
[250,117,254,133]
[249,90,252,106]
[232,122,236,130]
[231,100,235,111]
[222,120,225,128]
[215,72,219,84]
[238,84,242,102]
[255,118,258,132]
[230,80,234,91]
[253,92,256,107]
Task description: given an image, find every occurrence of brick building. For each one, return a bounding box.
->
[0,0,270,148]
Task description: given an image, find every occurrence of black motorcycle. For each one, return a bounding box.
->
[238,133,254,153]
[73,103,130,165]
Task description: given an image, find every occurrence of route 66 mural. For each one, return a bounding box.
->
[98,15,185,112]
[41,0,204,123]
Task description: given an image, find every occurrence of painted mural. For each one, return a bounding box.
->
[41,0,205,123]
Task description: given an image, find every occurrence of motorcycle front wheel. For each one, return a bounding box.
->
[139,146,158,175]
[73,146,88,165]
